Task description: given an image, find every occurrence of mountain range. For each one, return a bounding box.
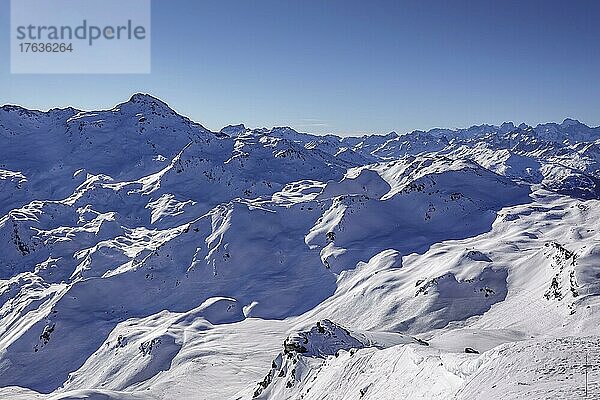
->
[1,94,599,399]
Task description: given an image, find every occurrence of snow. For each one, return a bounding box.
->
[0,94,599,399]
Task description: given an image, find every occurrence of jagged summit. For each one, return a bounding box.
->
[220,123,248,136]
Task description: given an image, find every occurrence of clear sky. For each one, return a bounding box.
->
[1,0,599,135]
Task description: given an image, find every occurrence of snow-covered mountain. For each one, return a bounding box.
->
[1,94,599,400]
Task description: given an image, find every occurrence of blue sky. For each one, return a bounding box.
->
[1,0,599,135]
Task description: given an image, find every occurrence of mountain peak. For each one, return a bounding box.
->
[561,118,583,127]
[499,122,516,132]
[271,126,298,134]
[220,124,248,137]
[128,93,165,104]
[115,93,176,116]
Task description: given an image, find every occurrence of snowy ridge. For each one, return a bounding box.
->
[0,95,599,399]
[253,319,427,399]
